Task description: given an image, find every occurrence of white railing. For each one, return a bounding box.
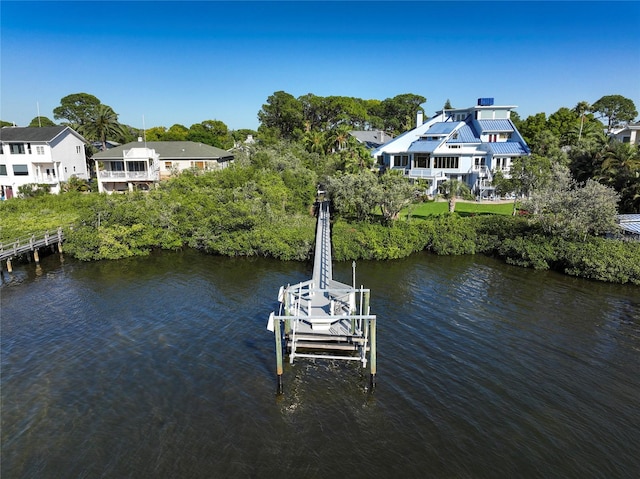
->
[98,170,158,180]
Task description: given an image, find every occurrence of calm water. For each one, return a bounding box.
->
[1,250,639,478]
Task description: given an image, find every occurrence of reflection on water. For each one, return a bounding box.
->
[2,250,639,477]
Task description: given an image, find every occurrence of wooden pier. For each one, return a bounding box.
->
[267,200,377,393]
[0,228,65,273]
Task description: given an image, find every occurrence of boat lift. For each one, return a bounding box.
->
[267,200,377,394]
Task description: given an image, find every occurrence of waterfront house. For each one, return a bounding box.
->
[92,140,234,193]
[371,99,530,197]
[0,126,88,198]
[610,123,640,146]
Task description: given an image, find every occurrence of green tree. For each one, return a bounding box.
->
[591,94,638,131]
[380,93,426,135]
[573,101,591,141]
[53,93,101,130]
[525,164,619,240]
[438,179,472,212]
[257,91,304,141]
[80,104,128,151]
[164,124,189,141]
[144,126,168,141]
[325,171,380,221]
[547,107,579,146]
[510,154,552,200]
[187,120,233,149]
[378,172,415,222]
[28,116,56,127]
[302,130,327,155]
[517,112,547,145]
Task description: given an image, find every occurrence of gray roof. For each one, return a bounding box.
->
[447,123,481,143]
[477,120,515,133]
[92,141,234,160]
[407,140,443,153]
[0,125,84,142]
[424,122,460,135]
[486,142,529,155]
[618,214,640,235]
[349,130,393,148]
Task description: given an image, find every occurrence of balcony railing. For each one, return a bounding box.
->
[98,170,158,181]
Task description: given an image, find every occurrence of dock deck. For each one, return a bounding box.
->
[267,200,377,392]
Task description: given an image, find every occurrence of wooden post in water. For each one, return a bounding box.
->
[369,318,377,390]
[6,259,12,273]
[274,318,284,394]
[363,290,376,389]
[33,249,40,264]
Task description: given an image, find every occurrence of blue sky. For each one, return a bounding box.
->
[2,1,639,131]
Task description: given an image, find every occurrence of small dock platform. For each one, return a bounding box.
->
[267,200,377,393]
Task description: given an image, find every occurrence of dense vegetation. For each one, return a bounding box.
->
[2,92,639,285]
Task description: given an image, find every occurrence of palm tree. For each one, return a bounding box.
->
[329,125,351,152]
[573,101,591,141]
[302,130,326,155]
[438,179,472,212]
[80,105,127,151]
[600,142,640,187]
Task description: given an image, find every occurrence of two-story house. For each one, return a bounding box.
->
[92,140,234,193]
[372,99,530,197]
[0,126,89,198]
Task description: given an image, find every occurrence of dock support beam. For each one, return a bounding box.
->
[274,318,284,394]
[369,318,377,390]
[6,259,13,273]
[33,249,40,264]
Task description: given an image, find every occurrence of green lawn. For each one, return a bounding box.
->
[402,200,516,219]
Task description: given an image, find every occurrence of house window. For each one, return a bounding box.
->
[474,157,486,169]
[76,146,82,154]
[414,154,429,168]
[434,157,459,169]
[128,161,146,172]
[164,161,173,169]
[9,143,25,154]
[0,164,7,175]
[394,155,409,167]
[112,161,125,171]
[36,146,45,154]
[488,134,497,142]
[191,161,205,169]
[27,143,32,154]
[13,164,29,175]
[448,144,460,149]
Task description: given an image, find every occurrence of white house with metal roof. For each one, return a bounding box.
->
[92,139,234,193]
[0,126,88,198]
[372,98,530,197]
[610,123,640,146]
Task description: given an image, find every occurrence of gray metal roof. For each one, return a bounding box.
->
[486,142,529,155]
[618,214,640,235]
[407,140,442,153]
[92,141,234,160]
[447,123,480,143]
[0,126,83,142]
[477,120,515,132]
[423,122,460,135]
[349,130,393,148]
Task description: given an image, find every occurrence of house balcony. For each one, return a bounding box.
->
[34,174,59,184]
[98,170,158,182]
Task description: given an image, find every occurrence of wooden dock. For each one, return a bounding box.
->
[267,200,377,393]
[0,228,65,272]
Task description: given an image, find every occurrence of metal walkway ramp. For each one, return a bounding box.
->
[267,200,377,393]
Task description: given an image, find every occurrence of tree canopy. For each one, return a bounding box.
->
[591,95,638,131]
